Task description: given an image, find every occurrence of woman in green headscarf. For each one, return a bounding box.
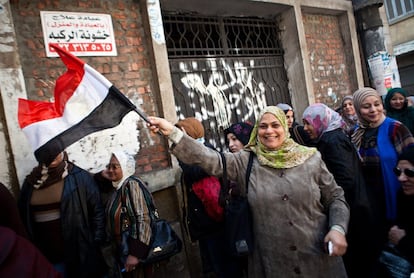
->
[148,106,350,278]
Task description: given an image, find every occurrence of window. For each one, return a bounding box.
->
[385,0,414,23]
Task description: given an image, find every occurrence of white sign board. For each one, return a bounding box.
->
[41,11,117,57]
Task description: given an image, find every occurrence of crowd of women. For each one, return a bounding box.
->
[148,86,414,278]
[1,85,414,278]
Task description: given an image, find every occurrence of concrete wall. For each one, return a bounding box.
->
[388,16,414,48]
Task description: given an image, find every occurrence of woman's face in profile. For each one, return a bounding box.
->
[285,110,294,128]
[258,113,286,150]
[303,119,318,140]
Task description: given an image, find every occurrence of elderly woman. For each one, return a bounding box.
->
[103,150,152,277]
[148,106,349,278]
[351,87,414,276]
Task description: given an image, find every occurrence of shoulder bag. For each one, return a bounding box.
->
[379,243,413,278]
[120,177,182,266]
[222,151,254,257]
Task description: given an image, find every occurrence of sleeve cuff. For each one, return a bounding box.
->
[330,224,346,235]
[128,237,151,259]
[168,126,184,144]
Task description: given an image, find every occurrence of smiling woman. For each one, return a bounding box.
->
[351,87,414,277]
[148,106,350,278]
[302,103,373,277]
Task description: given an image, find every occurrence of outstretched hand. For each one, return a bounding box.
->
[148,116,175,136]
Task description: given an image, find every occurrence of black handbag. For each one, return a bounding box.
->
[141,218,182,264]
[120,178,182,265]
[222,152,254,257]
[379,244,413,278]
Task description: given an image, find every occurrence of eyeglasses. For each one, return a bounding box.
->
[106,163,121,170]
[393,167,414,178]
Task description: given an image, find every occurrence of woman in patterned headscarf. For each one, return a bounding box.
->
[303,103,373,277]
[148,106,350,278]
[351,87,414,277]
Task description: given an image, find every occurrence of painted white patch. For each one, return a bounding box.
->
[66,111,141,173]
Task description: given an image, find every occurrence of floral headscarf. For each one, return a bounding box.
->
[302,103,345,142]
[246,106,316,169]
[224,122,253,146]
[111,150,136,190]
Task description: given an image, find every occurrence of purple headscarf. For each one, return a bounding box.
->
[302,103,345,141]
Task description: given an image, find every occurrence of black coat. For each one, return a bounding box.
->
[395,190,414,265]
[179,142,224,241]
[316,128,367,208]
[19,164,105,278]
[316,128,376,277]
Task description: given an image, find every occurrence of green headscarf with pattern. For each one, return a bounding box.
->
[246,106,317,169]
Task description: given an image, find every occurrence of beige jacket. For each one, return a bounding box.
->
[172,133,349,278]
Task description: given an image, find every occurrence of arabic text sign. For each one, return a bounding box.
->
[41,11,117,57]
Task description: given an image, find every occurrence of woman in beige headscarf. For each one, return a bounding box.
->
[148,106,350,278]
[351,87,414,277]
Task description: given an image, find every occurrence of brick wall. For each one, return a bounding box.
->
[10,0,169,173]
[303,14,352,109]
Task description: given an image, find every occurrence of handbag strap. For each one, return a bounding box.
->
[245,152,254,194]
[292,126,305,145]
[219,151,253,196]
[220,152,227,185]
[180,173,191,238]
[129,176,158,221]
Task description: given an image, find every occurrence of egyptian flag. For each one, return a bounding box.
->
[18,43,145,166]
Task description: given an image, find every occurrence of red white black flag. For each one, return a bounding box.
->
[18,44,145,165]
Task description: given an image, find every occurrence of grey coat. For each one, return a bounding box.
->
[172,134,349,278]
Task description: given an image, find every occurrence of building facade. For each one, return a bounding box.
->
[1,0,363,276]
[383,0,414,94]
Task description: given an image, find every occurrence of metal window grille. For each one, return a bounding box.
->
[163,14,283,58]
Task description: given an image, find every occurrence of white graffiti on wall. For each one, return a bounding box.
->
[177,59,267,129]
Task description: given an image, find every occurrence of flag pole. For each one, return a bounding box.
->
[111,86,152,124]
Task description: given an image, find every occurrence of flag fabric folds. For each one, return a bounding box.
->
[18,43,137,165]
